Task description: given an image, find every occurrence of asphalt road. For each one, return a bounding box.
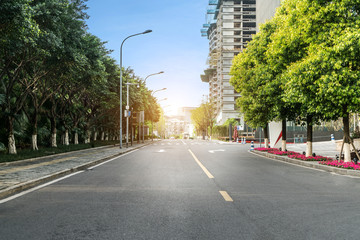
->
[1,139,360,239]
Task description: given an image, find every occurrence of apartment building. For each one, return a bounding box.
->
[201,0,257,125]
[256,0,281,32]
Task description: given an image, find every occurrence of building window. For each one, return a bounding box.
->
[243,8,256,11]
[243,31,256,35]
[243,22,256,28]
[243,15,256,19]
[243,0,256,4]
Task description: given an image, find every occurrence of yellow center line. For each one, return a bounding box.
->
[188,149,214,179]
[219,191,234,202]
[0,157,76,175]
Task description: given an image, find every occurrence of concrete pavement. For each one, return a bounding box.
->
[0,139,353,201]
[0,141,156,199]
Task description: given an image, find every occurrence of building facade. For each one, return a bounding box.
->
[256,0,281,32]
[201,0,257,125]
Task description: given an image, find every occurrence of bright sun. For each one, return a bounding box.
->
[162,103,181,116]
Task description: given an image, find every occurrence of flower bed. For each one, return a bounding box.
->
[254,147,360,171]
[254,148,331,161]
[319,160,360,170]
[288,154,333,161]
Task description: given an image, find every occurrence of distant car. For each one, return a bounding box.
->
[170,137,175,140]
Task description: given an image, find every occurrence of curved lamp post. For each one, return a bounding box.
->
[151,88,167,96]
[144,71,164,83]
[140,71,164,143]
[119,30,152,148]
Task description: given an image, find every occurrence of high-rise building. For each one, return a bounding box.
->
[201,0,257,125]
[256,0,281,32]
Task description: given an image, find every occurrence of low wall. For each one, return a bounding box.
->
[336,138,360,151]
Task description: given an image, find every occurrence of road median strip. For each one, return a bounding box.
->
[251,150,360,177]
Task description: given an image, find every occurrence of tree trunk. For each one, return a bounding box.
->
[31,134,38,151]
[105,131,109,141]
[282,119,287,151]
[31,111,39,151]
[50,117,57,147]
[264,124,269,148]
[74,132,79,145]
[306,116,313,157]
[51,133,57,148]
[86,130,91,143]
[93,131,97,141]
[343,116,351,162]
[64,129,69,146]
[100,131,104,141]
[8,116,17,154]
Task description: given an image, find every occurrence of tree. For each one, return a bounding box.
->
[230,20,279,148]
[0,0,40,154]
[191,98,217,139]
[280,0,360,160]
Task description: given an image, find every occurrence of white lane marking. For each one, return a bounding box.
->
[0,171,83,204]
[88,150,139,170]
[209,149,225,154]
[157,149,165,153]
[181,140,187,145]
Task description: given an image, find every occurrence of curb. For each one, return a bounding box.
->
[0,141,154,200]
[251,150,360,177]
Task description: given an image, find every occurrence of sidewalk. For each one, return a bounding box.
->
[0,141,155,200]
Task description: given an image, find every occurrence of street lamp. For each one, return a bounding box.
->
[119,30,152,148]
[125,82,138,148]
[144,71,164,83]
[151,88,167,96]
[158,98,167,102]
[150,98,167,141]
[140,71,164,143]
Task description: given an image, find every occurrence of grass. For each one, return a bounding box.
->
[0,140,119,163]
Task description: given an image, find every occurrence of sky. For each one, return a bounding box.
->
[85,0,210,116]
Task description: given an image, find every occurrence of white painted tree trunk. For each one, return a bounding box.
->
[105,132,109,141]
[93,132,97,141]
[31,134,38,151]
[344,142,351,162]
[306,141,313,157]
[74,132,79,145]
[64,130,69,145]
[282,140,286,151]
[85,130,91,143]
[8,134,17,154]
[265,138,269,148]
[100,132,104,141]
[51,133,57,147]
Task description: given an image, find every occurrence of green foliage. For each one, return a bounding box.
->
[0,0,162,156]
[191,98,217,137]
[231,0,360,135]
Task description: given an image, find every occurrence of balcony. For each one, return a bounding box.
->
[209,0,218,5]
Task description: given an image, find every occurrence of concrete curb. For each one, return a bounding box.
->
[251,150,360,177]
[0,142,154,200]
